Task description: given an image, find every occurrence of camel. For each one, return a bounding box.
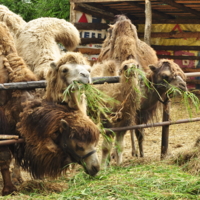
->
[0,21,37,196]
[98,15,158,73]
[16,100,100,179]
[131,59,188,157]
[0,5,80,80]
[91,58,141,168]
[91,59,120,77]
[97,14,187,159]
[0,22,96,196]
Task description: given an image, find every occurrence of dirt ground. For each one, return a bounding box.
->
[97,95,200,163]
[1,95,200,193]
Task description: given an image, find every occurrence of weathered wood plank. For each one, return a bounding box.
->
[0,77,120,90]
[0,135,19,140]
[75,47,100,55]
[139,32,200,38]
[161,99,170,159]
[157,55,200,60]
[74,3,115,21]
[144,0,152,45]
[152,45,200,51]
[74,22,109,30]
[160,0,200,18]
[133,18,200,24]
[81,38,104,45]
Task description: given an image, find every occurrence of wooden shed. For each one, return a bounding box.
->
[70,0,200,91]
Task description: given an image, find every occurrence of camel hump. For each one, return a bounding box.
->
[20,17,80,51]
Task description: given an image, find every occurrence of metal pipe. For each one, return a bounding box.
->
[105,117,200,133]
[0,135,19,140]
[1,117,200,146]
[0,72,199,90]
[0,138,24,146]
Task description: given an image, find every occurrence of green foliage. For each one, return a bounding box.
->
[166,83,200,117]
[0,0,70,21]
[63,81,119,125]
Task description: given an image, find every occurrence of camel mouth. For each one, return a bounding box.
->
[178,83,188,92]
[84,165,100,176]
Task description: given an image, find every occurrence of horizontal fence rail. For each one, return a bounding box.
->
[1,117,200,146]
[0,72,198,90]
[0,77,120,90]
[105,117,200,133]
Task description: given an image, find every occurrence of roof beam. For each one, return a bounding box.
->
[73,3,115,21]
[159,0,200,18]
[127,1,175,19]
[88,3,139,20]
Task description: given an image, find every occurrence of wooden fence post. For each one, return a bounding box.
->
[161,98,171,159]
[144,0,152,45]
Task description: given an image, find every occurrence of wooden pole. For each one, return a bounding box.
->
[144,0,152,45]
[161,98,171,159]
[1,117,200,146]
[0,135,19,140]
[105,117,200,133]
[0,138,24,146]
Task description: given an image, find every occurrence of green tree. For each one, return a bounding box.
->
[0,0,70,21]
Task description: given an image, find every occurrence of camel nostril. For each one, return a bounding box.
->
[80,73,88,78]
[91,166,100,176]
[179,83,187,91]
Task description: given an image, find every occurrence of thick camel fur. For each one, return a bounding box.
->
[91,59,141,168]
[91,59,120,77]
[0,21,37,196]
[0,5,26,41]
[0,5,81,80]
[16,100,100,179]
[98,15,158,73]
[0,22,93,196]
[131,59,187,158]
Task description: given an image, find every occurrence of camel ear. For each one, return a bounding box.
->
[149,65,157,72]
[50,62,57,69]
[60,119,70,131]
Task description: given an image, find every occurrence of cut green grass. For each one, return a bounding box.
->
[2,161,200,200]
[63,81,119,124]
[166,84,200,118]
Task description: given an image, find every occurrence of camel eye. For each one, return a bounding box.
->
[62,68,68,73]
[162,74,168,80]
[76,145,84,151]
[123,65,128,71]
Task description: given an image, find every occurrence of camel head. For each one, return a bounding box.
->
[59,118,100,176]
[49,52,91,85]
[149,59,187,92]
[119,59,140,82]
[17,101,100,178]
[44,52,91,106]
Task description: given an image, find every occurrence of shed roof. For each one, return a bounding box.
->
[70,0,200,24]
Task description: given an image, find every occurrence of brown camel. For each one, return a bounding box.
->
[98,15,158,73]
[0,22,94,196]
[91,59,141,168]
[131,59,188,157]
[16,100,100,179]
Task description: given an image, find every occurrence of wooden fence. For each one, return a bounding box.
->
[0,72,200,159]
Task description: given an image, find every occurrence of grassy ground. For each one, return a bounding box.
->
[1,160,200,200]
[1,96,200,200]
